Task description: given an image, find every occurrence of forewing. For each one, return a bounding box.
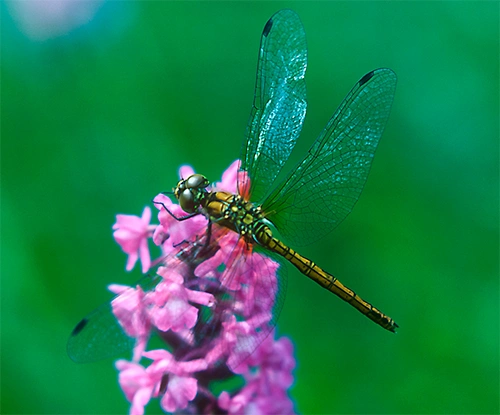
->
[239,9,307,203]
[262,68,397,246]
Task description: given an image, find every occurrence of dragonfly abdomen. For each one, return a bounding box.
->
[200,189,398,332]
[259,229,398,333]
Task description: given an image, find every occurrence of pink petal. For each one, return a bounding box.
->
[217,160,240,193]
[126,251,139,271]
[176,358,208,374]
[178,165,195,180]
[186,289,215,307]
[141,206,151,224]
[157,266,184,284]
[139,237,151,273]
[130,387,153,415]
[161,376,197,413]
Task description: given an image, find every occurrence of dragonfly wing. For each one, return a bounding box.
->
[67,273,162,363]
[262,68,397,246]
[239,9,307,203]
[67,301,135,363]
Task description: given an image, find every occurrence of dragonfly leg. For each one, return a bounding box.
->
[196,220,214,254]
[205,220,212,245]
[152,199,201,221]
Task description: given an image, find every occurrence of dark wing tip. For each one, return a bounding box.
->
[358,70,376,86]
[71,317,89,336]
[264,9,299,37]
[263,18,273,37]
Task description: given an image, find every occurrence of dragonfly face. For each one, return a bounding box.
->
[174,174,209,213]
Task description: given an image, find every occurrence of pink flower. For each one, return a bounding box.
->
[214,159,240,194]
[113,207,153,273]
[218,335,296,414]
[161,375,198,413]
[147,266,215,333]
[116,360,158,415]
[178,165,195,181]
[116,350,208,415]
[111,161,296,414]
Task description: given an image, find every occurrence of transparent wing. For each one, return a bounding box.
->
[238,9,307,203]
[262,68,397,246]
[67,273,161,363]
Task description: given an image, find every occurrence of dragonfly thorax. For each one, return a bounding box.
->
[174,174,210,213]
[174,174,270,244]
[201,191,272,245]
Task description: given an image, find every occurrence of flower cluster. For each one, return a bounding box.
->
[111,161,296,414]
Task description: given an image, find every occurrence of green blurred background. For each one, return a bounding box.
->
[1,1,498,414]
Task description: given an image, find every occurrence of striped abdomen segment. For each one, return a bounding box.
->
[264,235,398,333]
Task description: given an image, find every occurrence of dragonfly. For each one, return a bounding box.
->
[68,9,397,368]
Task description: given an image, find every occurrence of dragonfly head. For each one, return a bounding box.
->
[174,174,210,213]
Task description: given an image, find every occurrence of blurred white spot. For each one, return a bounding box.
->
[6,0,104,41]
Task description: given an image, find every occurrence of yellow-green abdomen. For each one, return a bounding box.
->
[258,227,398,333]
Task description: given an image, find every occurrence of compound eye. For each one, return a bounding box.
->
[177,179,187,192]
[186,174,209,189]
[174,179,187,199]
[179,189,196,213]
